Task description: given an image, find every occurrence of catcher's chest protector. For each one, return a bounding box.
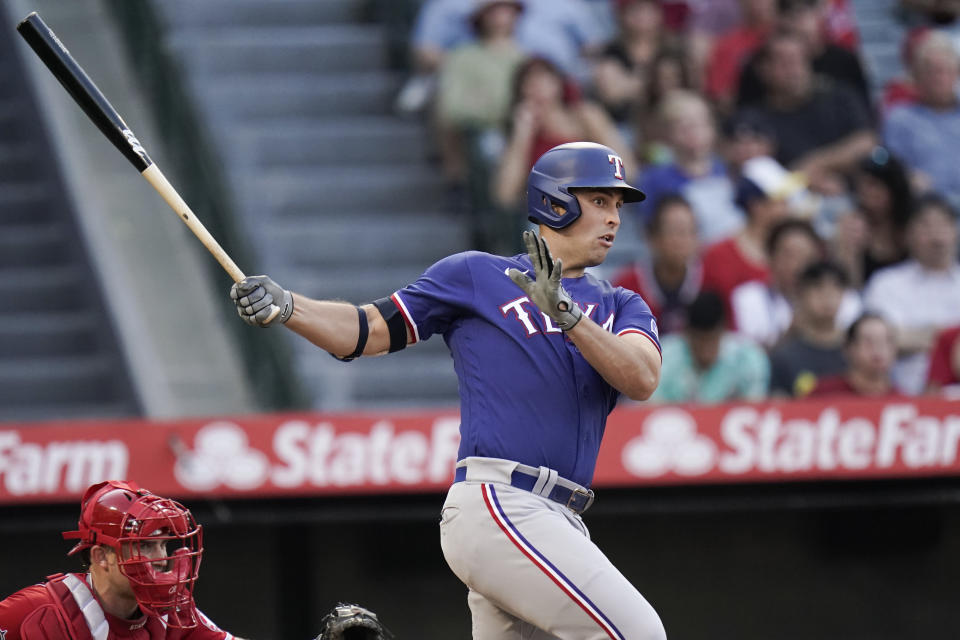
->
[42,574,165,640]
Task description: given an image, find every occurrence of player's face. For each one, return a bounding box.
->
[545,189,624,275]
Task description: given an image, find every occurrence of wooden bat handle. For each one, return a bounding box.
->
[141,165,245,283]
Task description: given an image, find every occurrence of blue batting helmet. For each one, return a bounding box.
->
[526,142,645,229]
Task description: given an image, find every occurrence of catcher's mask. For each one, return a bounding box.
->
[62,480,203,628]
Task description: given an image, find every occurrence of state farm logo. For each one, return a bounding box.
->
[619,403,960,479]
[173,417,461,491]
[0,431,128,495]
[622,408,716,477]
[174,422,269,490]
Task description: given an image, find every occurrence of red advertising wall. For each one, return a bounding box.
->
[1,397,958,504]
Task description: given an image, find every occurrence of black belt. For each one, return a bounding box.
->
[453,465,595,514]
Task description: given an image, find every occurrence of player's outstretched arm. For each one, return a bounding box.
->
[287,294,397,358]
[230,276,401,358]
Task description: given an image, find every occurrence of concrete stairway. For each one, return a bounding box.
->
[152,0,469,409]
[0,18,137,421]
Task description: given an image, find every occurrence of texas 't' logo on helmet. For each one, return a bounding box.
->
[607,154,625,180]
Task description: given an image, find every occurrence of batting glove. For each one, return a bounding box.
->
[508,230,582,330]
[230,275,293,327]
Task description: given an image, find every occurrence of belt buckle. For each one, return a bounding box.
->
[566,488,593,513]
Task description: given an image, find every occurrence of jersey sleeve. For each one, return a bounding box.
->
[612,288,661,357]
[390,252,476,344]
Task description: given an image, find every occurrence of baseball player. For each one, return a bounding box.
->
[0,480,240,640]
[229,142,665,639]
[0,481,390,640]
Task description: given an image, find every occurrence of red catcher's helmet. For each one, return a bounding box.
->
[62,480,204,628]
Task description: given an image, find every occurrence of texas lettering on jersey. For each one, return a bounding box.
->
[500,296,601,335]
[389,250,661,487]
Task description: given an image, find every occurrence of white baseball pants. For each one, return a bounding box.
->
[439,457,666,640]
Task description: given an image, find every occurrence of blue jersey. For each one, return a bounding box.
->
[391,251,661,487]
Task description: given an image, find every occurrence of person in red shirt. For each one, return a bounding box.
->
[705,0,778,111]
[926,325,960,392]
[701,155,799,324]
[810,313,900,398]
[0,481,240,640]
[612,193,703,334]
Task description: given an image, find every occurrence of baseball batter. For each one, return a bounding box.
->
[229,142,665,639]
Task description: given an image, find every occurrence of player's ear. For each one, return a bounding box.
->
[90,544,114,568]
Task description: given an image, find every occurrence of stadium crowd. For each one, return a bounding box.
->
[395,0,960,404]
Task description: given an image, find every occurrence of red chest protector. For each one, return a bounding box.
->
[41,574,167,640]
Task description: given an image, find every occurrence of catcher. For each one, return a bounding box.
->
[0,480,391,640]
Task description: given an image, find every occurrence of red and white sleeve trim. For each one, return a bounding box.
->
[617,328,662,361]
[390,292,420,344]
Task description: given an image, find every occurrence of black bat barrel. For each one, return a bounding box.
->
[16,12,153,172]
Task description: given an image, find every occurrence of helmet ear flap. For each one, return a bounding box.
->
[527,175,582,229]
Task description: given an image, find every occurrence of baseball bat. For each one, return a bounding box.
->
[16,12,248,286]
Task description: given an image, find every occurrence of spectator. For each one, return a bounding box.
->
[685,0,743,93]
[435,0,527,190]
[721,110,779,179]
[612,194,703,334]
[899,0,960,35]
[863,194,960,394]
[734,29,876,192]
[638,90,743,243]
[514,0,611,84]
[731,218,826,347]
[829,147,913,288]
[704,0,779,112]
[492,57,634,209]
[822,0,860,50]
[396,0,475,114]
[592,0,671,141]
[809,313,900,397]
[700,155,801,322]
[768,260,852,397]
[398,0,609,114]
[881,26,932,114]
[926,324,960,392]
[652,291,771,403]
[737,0,871,112]
[636,47,696,164]
[659,0,695,32]
[883,30,960,210]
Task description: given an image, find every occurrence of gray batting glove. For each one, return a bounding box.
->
[507,230,582,330]
[230,275,293,327]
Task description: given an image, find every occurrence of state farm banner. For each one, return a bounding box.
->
[1,397,958,504]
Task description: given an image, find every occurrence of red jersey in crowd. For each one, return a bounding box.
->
[700,236,769,327]
[927,325,960,388]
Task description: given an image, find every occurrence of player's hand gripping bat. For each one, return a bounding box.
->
[16,12,281,324]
